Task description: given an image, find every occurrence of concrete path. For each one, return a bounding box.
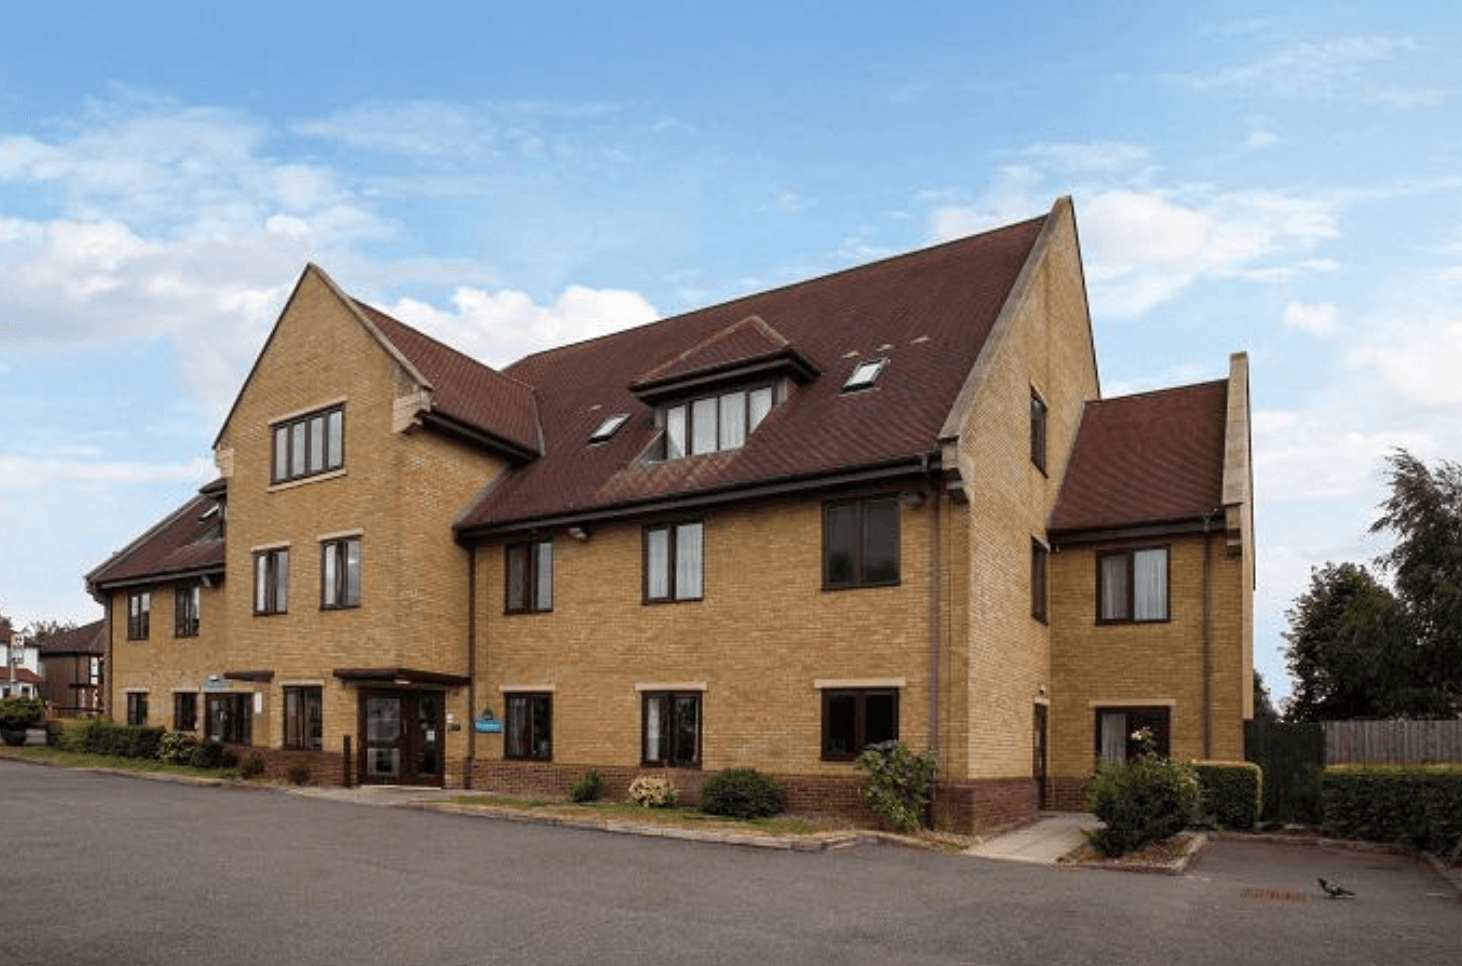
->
[965,812,1100,864]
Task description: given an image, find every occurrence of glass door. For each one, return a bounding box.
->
[359,690,445,786]
[363,694,403,783]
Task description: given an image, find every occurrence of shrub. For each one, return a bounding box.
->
[0,697,44,730]
[1195,762,1263,830]
[570,769,604,803]
[240,751,267,780]
[855,740,938,834]
[628,774,679,808]
[189,740,226,770]
[1,728,27,747]
[286,762,313,786]
[1084,732,1201,857]
[44,720,64,747]
[128,727,165,760]
[699,768,784,819]
[1322,766,1462,853]
[157,732,198,764]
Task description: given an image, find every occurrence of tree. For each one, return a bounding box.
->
[1252,670,1280,723]
[21,619,78,643]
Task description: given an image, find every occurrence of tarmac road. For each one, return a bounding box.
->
[0,762,1457,966]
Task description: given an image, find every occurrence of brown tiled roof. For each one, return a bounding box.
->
[35,620,107,655]
[87,490,226,589]
[458,213,1048,532]
[0,667,43,685]
[355,302,542,457]
[630,315,817,399]
[1049,380,1229,535]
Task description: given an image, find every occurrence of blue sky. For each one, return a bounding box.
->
[2,1,1459,703]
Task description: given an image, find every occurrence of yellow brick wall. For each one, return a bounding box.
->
[107,578,226,728]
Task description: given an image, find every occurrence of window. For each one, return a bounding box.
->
[1095,706,1171,764]
[1031,540,1048,623]
[663,386,774,459]
[271,405,344,484]
[821,688,899,760]
[173,692,198,731]
[505,692,553,761]
[126,592,150,640]
[588,412,630,444]
[823,496,900,589]
[1030,389,1048,472]
[254,548,289,615]
[642,692,700,767]
[207,693,252,744]
[321,537,361,609]
[1098,547,1169,623]
[126,692,149,727]
[842,357,887,392]
[175,582,200,637]
[283,686,322,751]
[644,522,703,603]
[505,539,553,614]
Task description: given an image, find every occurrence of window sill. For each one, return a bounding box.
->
[268,468,346,492]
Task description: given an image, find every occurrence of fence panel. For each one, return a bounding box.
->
[1324,720,1462,766]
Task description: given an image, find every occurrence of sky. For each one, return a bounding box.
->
[1,1,1459,704]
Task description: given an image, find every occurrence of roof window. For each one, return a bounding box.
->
[842,358,887,393]
[588,413,631,444]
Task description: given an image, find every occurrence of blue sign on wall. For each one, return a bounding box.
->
[474,717,503,734]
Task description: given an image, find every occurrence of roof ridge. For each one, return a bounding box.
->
[1095,377,1227,406]
[352,299,535,394]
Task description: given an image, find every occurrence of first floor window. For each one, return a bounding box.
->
[173,692,197,731]
[505,692,553,761]
[254,548,289,615]
[1098,547,1169,623]
[127,591,150,640]
[283,686,322,750]
[126,692,148,727]
[505,539,553,613]
[644,521,703,603]
[821,688,899,760]
[824,496,900,589]
[1096,706,1171,765]
[321,537,361,609]
[1031,540,1049,623]
[207,694,253,745]
[175,582,200,637]
[642,692,701,768]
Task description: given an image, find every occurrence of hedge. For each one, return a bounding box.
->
[1321,766,1462,854]
[1195,761,1262,830]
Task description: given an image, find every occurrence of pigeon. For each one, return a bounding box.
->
[1318,878,1355,899]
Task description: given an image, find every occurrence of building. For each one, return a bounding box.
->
[2,619,44,700]
[86,197,1254,830]
[36,620,107,716]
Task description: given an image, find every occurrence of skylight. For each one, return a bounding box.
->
[588,412,631,444]
[842,358,887,393]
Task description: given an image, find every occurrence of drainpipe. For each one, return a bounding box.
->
[924,453,942,823]
[465,543,478,789]
[1201,509,1218,760]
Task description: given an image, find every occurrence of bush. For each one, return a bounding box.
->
[286,762,313,786]
[1084,733,1202,857]
[240,751,267,780]
[157,731,198,764]
[1322,766,1462,854]
[855,741,938,834]
[1,728,27,746]
[627,774,679,808]
[45,720,64,746]
[570,769,604,803]
[128,727,165,760]
[699,768,784,819]
[1195,761,1263,830]
[189,740,227,769]
[0,697,44,730]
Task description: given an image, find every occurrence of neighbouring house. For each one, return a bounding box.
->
[2,619,44,700]
[85,197,1255,831]
[36,620,108,716]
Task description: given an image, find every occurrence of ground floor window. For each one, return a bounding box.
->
[173,692,197,731]
[1095,706,1171,764]
[641,691,700,767]
[283,686,322,750]
[821,688,899,760]
[505,692,552,760]
[126,692,148,727]
[207,693,253,744]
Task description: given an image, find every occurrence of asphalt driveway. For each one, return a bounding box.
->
[1,762,1456,966]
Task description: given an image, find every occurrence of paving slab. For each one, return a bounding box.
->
[965,812,1100,863]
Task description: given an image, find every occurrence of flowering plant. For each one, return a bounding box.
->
[628,774,679,808]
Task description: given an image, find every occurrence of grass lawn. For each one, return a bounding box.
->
[5,744,240,781]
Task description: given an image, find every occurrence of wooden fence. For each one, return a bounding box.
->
[1324,720,1462,766]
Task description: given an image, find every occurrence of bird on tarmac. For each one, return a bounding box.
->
[1318,878,1355,899]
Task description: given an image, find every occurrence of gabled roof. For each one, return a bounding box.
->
[36,620,107,656]
[629,315,819,402]
[457,210,1050,533]
[0,667,43,685]
[1048,379,1229,538]
[87,488,226,591]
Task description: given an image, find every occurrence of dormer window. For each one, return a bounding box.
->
[664,386,774,459]
[842,358,886,393]
[588,413,630,445]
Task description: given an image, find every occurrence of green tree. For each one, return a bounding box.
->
[1252,670,1280,723]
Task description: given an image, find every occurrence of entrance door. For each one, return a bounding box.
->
[360,690,444,786]
[1033,703,1048,810]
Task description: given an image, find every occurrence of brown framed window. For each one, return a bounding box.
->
[1031,540,1048,623]
[1030,388,1048,472]
[823,496,900,589]
[1097,547,1169,623]
[644,522,703,603]
[207,693,252,744]
[321,537,361,609]
[271,405,344,484]
[254,548,289,615]
[663,386,774,459]
[641,691,700,767]
[821,688,898,760]
[175,582,200,637]
[505,692,553,760]
[505,539,553,614]
[126,591,150,640]
[283,686,322,750]
[126,692,149,727]
[1095,706,1171,764]
[173,692,198,731]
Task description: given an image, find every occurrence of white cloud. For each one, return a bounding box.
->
[1254,413,1428,502]
[1175,36,1424,101]
[1352,319,1462,408]
[0,454,214,487]
[1283,301,1339,335]
[1021,141,1151,173]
